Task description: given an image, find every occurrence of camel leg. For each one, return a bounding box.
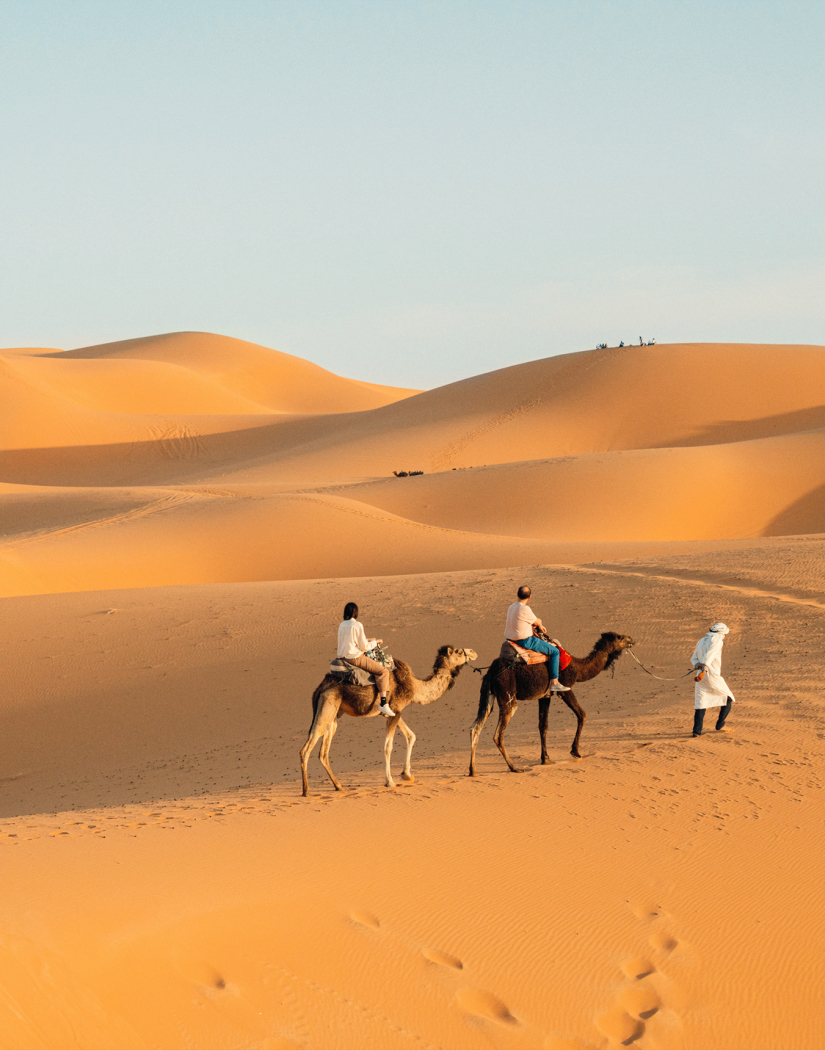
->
[493,697,526,773]
[469,679,496,777]
[300,693,342,796]
[538,697,551,764]
[397,717,416,782]
[318,717,343,792]
[384,714,401,788]
[559,690,587,758]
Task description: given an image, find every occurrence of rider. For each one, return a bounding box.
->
[337,602,395,716]
[505,585,570,692]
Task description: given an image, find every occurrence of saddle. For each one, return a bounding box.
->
[500,639,572,670]
[329,653,396,687]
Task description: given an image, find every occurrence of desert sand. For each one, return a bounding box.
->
[1,333,824,1049]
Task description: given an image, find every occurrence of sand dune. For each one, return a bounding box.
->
[59,331,419,414]
[199,342,825,484]
[3,340,825,597]
[3,423,825,597]
[336,428,825,542]
[0,331,416,454]
[2,335,825,1047]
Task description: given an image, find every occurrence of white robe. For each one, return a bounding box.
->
[690,632,735,709]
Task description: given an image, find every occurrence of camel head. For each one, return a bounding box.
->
[596,631,635,651]
[435,645,478,689]
[594,632,635,672]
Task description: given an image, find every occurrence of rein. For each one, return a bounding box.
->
[474,644,694,684]
[626,647,695,681]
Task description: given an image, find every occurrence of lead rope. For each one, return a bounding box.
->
[627,647,696,681]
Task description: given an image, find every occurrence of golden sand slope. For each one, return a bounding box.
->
[202,341,825,482]
[2,340,825,596]
[60,331,417,414]
[1,544,823,1048]
[0,331,417,451]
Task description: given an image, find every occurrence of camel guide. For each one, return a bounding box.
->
[504,585,570,693]
[337,602,394,716]
[690,622,735,736]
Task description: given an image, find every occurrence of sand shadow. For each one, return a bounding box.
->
[0,414,354,487]
[657,405,825,449]
[762,482,825,536]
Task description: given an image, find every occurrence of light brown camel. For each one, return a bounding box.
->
[468,632,634,775]
[300,645,477,796]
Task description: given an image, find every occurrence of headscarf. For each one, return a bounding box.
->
[709,622,729,635]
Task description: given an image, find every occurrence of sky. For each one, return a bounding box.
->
[1,0,823,388]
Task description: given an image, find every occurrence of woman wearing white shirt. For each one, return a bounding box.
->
[337,602,394,716]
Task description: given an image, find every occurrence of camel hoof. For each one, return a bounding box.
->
[401,772,415,782]
[571,751,581,760]
[510,767,527,774]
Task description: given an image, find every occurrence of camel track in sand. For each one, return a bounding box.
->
[569,563,825,614]
[1,491,197,550]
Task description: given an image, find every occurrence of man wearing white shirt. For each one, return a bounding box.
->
[504,585,570,692]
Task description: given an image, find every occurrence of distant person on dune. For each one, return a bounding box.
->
[504,585,570,692]
[337,603,394,716]
[690,622,735,736]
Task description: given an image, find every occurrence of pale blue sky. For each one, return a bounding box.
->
[1,1,823,387]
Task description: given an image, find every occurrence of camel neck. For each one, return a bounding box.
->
[570,648,610,682]
[413,666,454,705]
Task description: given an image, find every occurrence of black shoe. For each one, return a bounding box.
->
[692,732,702,737]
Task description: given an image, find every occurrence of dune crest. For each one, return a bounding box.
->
[58,330,420,414]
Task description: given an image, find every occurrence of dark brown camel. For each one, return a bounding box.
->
[301,645,477,795]
[468,632,634,775]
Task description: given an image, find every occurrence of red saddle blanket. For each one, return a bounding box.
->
[502,640,572,670]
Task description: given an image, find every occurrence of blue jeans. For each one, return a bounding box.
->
[516,636,560,678]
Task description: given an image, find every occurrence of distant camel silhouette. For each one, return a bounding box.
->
[468,632,634,774]
[301,645,477,795]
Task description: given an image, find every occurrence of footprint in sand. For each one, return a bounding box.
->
[618,982,662,1020]
[455,987,518,1025]
[632,904,662,921]
[594,1005,645,1045]
[620,957,656,980]
[649,931,679,954]
[593,909,683,1045]
[422,947,463,969]
[349,909,380,929]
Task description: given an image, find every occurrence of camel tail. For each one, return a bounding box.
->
[472,671,495,728]
[309,681,326,729]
